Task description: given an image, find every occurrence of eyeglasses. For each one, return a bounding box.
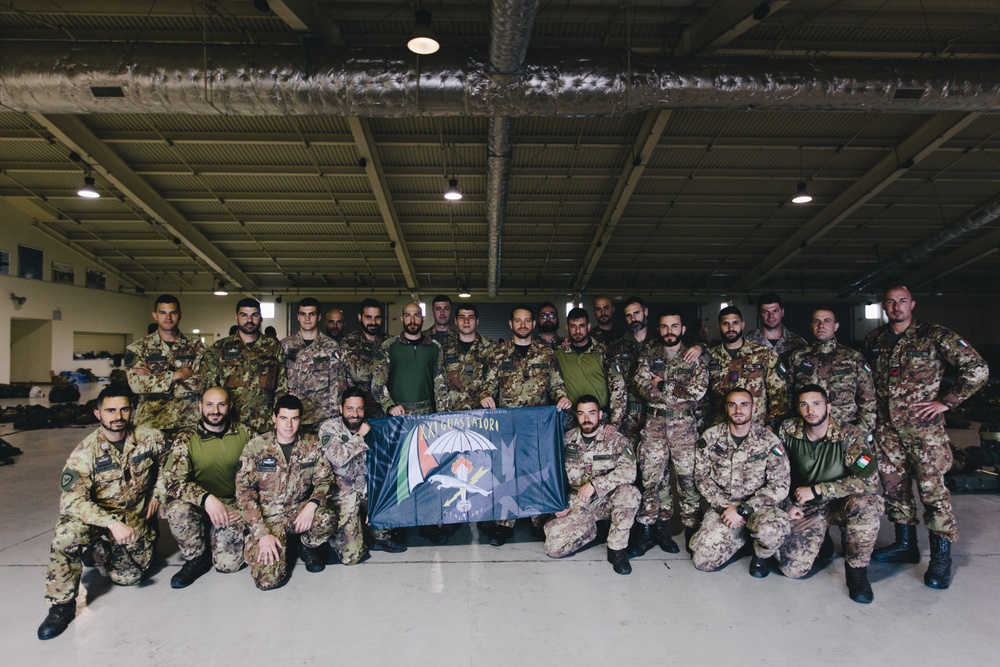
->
[539,313,557,320]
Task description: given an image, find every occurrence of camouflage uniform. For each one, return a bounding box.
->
[125,331,204,433]
[633,341,709,528]
[788,340,876,436]
[441,332,496,411]
[482,339,568,409]
[341,331,385,419]
[161,422,252,573]
[280,332,347,429]
[775,418,883,578]
[371,334,450,415]
[534,333,564,350]
[425,326,454,345]
[236,431,337,590]
[592,327,622,346]
[555,339,627,427]
[318,416,370,565]
[746,327,808,361]
[864,320,988,541]
[607,331,652,442]
[691,422,790,571]
[201,334,287,434]
[544,425,640,556]
[704,341,789,428]
[44,427,166,604]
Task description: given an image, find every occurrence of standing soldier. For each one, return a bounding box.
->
[38,385,165,640]
[788,308,876,436]
[236,395,337,590]
[441,303,495,411]
[371,302,450,417]
[162,387,252,589]
[341,298,386,419]
[201,298,287,434]
[534,301,564,349]
[691,388,790,577]
[323,307,346,342]
[745,292,808,361]
[125,294,203,437]
[592,295,621,345]
[543,396,640,575]
[608,297,654,444]
[864,285,988,589]
[280,297,347,432]
[480,305,572,546]
[704,306,788,430]
[629,309,708,557]
[555,307,626,428]
[775,385,883,603]
[425,294,454,344]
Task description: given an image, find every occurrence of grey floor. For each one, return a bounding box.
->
[1,385,997,666]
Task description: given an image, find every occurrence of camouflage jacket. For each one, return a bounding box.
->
[201,334,287,434]
[563,425,637,507]
[482,339,568,408]
[704,340,789,427]
[125,331,204,430]
[592,327,623,346]
[58,426,166,529]
[788,340,876,435]
[424,326,454,345]
[778,417,877,501]
[695,421,790,513]
[236,431,334,540]
[340,330,385,417]
[607,330,652,405]
[555,339,627,425]
[534,333,564,350]
[441,332,497,411]
[863,320,989,429]
[317,416,369,495]
[161,421,252,505]
[745,326,808,361]
[280,332,347,426]
[634,341,709,414]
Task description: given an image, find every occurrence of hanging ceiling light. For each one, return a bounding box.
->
[458,286,471,298]
[213,281,228,296]
[407,9,440,55]
[78,175,100,198]
[444,178,462,201]
[791,181,813,204]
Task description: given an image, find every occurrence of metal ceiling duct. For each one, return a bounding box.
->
[2,44,1000,116]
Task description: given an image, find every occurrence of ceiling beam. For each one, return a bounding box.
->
[30,113,256,290]
[268,0,345,45]
[574,110,672,291]
[674,0,790,56]
[347,117,417,290]
[731,112,982,292]
[907,228,1000,288]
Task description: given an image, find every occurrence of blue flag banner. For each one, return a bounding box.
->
[366,406,566,530]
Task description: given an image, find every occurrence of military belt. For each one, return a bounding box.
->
[647,406,693,419]
[627,400,647,414]
[401,400,434,414]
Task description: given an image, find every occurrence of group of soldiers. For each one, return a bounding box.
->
[38,287,989,640]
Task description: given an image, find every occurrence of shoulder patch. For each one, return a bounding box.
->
[623,444,636,462]
[321,434,331,447]
[60,468,80,492]
[957,338,969,348]
[863,362,872,373]
[771,445,784,456]
[124,350,138,367]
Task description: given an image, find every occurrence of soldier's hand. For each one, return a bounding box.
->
[578,482,595,504]
[682,345,704,363]
[556,397,572,411]
[914,400,948,421]
[389,405,406,417]
[793,486,816,505]
[480,397,497,410]
[651,374,664,390]
[786,506,805,521]
[227,509,241,523]
[172,366,194,383]
[293,502,318,533]
[555,508,571,518]
[258,534,282,565]
[145,498,160,520]
[720,505,745,529]
[132,365,152,376]
[108,521,137,545]
[358,421,371,437]
[204,495,230,527]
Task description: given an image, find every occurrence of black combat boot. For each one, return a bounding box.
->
[749,555,770,578]
[684,526,697,555]
[170,551,212,589]
[924,533,953,590]
[37,602,75,640]
[299,543,326,573]
[489,524,514,547]
[607,547,632,575]
[845,565,874,603]
[818,530,835,560]
[652,520,680,554]
[872,523,920,563]
[625,522,655,558]
[370,530,407,553]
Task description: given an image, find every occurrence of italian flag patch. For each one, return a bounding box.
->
[958,338,969,348]
[771,445,784,456]
[856,455,872,469]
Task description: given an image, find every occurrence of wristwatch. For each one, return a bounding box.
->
[736,504,753,518]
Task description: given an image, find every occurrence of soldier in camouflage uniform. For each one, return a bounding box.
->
[125,294,203,437]
[592,295,622,346]
[201,298,287,434]
[788,308,876,436]
[692,388,790,577]
[544,396,640,574]
[704,305,789,430]
[341,298,386,419]
[280,297,347,431]
[555,307,626,428]
[162,387,252,589]
[534,301,564,349]
[628,309,709,557]
[236,395,337,590]
[864,286,988,589]
[38,386,166,640]
[424,294,455,344]
[607,297,654,444]
[324,307,346,342]
[480,305,572,546]
[441,303,495,411]
[372,302,450,416]
[745,292,808,361]
[775,385,883,603]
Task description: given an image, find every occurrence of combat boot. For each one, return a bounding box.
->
[749,555,770,578]
[370,530,407,553]
[872,523,920,563]
[924,533,953,590]
[684,526,697,555]
[37,602,75,640]
[170,552,212,589]
[299,543,326,573]
[607,547,632,575]
[625,522,655,558]
[651,520,680,554]
[489,524,514,547]
[845,565,874,603]
[818,530,835,560]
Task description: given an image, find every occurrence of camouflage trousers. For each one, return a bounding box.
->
[543,484,640,556]
[876,422,957,541]
[637,415,699,528]
[44,515,155,604]
[691,507,789,572]
[620,407,647,445]
[164,499,246,572]
[245,505,337,590]
[775,494,884,577]
[329,488,367,565]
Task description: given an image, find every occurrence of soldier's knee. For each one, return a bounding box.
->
[544,541,572,558]
[776,557,810,579]
[107,568,143,586]
[611,485,641,507]
[692,554,719,572]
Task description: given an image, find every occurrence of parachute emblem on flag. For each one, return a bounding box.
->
[397,426,497,513]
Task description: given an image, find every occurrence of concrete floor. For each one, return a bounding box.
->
[1,385,997,666]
